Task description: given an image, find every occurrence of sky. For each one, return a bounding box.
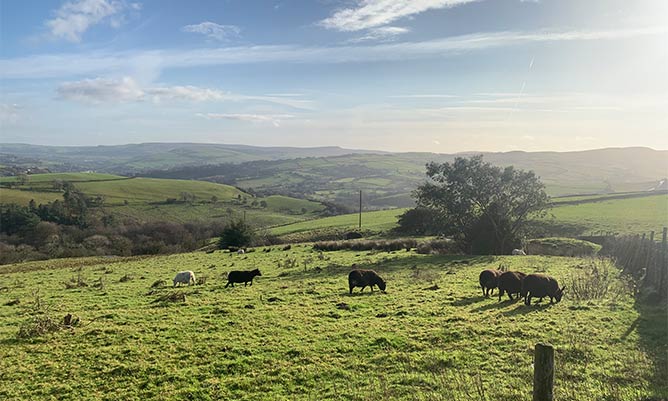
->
[0,0,667,153]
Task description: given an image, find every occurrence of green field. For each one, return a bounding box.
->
[271,209,407,236]
[272,193,668,237]
[0,188,64,205]
[0,249,664,400]
[0,173,325,227]
[0,172,124,184]
[547,194,668,235]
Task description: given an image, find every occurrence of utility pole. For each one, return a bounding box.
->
[358,190,362,229]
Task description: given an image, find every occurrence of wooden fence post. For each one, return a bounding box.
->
[533,343,554,401]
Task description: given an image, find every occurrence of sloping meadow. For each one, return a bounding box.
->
[0,247,664,400]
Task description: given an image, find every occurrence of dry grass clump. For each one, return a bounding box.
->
[416,239,459,255]
[567,258,624,301]
[64,271,88,289]
[153,291,187,304]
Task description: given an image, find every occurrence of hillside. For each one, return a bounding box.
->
[149,148,668,209]
[3,144,666,210]
[270,193,668,238]
[0,143,383,173]
[0,173,325,227]
[0,250,663,400]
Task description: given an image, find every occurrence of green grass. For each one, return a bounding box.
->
[0,188,64,205]
[0,172,124,184]
[0,249,664,400]
[272,192,668,238]
[0,173,326,227]
[546,194,668,235]
[271,209,407,236]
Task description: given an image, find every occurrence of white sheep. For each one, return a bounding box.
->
[173,270,196,287]
[237,249,245,255]
[511,249,527,256]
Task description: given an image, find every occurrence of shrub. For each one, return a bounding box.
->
[218,220,256,249]
[313,238,418,252]
[567,258,626,301]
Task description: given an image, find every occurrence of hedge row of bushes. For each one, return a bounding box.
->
[313,238,460,254]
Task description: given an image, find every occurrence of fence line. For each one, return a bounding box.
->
[582,227,668,302]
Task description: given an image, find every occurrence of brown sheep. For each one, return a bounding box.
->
[479,269,502,297]
[497,271,527,301]
[348,269,386,294]
[522,274,565,305]
[225,269,262,288]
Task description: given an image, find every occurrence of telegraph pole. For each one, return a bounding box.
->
[358,190,362,229]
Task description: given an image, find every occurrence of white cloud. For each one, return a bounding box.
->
[197,113,294,127]
[3,26,665,79]
[45,0,139,42]
[57,76,144,103]
[56,76,315,109]
[347,26,410,43]
[319,0,477,32]
[182,22,241,42]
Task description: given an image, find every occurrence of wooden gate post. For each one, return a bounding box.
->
[533,343,554,401]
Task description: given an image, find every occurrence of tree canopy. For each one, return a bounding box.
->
[412,155,549,254]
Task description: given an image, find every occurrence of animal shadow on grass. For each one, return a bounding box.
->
[451,295,487,307]
[346,290,387,297]
[293,254,496,281]
[502,302,552,316]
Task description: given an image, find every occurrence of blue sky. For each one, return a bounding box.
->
[1,0,666,152]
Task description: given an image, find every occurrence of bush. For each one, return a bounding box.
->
[567,258,627,301]
[313,238,418,252]
[395,208,446,235]
[218,220,256,249]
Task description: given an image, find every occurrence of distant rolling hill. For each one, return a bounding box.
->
[2,143,666,210]
[0,143,384,173]
[147,147,668,209]
[0,172,325,227]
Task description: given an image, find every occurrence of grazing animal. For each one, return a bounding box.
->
[173,271,196,287]
[522,274,565,305]
[512,249,527,256]
[498,271,527,301]
[479,269,502,297]
[225,269,262,287]
[348,269,386,294]
[237,249,245,255]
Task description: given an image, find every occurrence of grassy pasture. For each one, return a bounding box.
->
[0,173,325,227]
[0,172,124,184]
[271,209,407,236]
[272,193,668,237]
[0,188,64,205]
[0,249,664,400]
[546,194,668,235]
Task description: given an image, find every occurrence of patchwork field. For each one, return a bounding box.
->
[272,193,668,237]
[0,173,325,227]
[547,193,668,236]
[270,209,407,236]
[0,248,664,400]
